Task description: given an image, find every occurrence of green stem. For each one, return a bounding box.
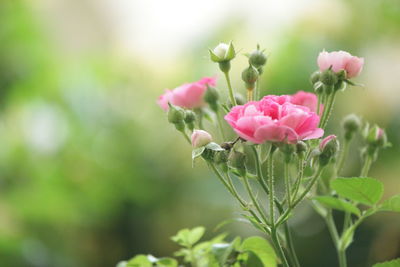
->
[180,130,191,143]
[291,156,304,200]
[321,92,338,129]
[267,150,275,224]
[242,174,271,226]
[283,222,301,267]
[284,161,292,207]
[223,71,237,106]
[337,139,350,175]
[292,166,324,208]
[271,228,290,267]
[338,249,347,267]
[215,110,226,140]
[209,163,270,233]
[360,155,372,177]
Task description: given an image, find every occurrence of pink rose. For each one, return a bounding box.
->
[291,91,320,113]
[191,130,212,148]
[317,50,364,78]
[225,95,324,144]
[157,77,216,111]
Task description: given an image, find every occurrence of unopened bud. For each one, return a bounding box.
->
[320,69,338,86]
[184,110,196,131]
[310,71,321,84]
[204,86,219,112]
[248,48,267,69]
[366,125,387,148]
[191,130,212,148]
[234,94,246,106]
[242,64,259,89]
[229,151,247,176]
[319,135,339,166]
[279,143,295,163]
[168,104,185,124]
[296,141,308,156]
[214,150,229,165]
[342,114,361,141]
[209,42,236,63]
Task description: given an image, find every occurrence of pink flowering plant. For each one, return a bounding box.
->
[118,44,400,267]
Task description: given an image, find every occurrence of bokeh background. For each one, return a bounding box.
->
[1,0,400,266]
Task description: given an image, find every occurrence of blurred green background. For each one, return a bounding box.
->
[1,0,399,266]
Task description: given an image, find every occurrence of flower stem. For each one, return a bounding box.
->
[223,71,237,106]
[215,110,226,140]
[284,161,292,207]
[337,139,350,175]
[180,130,191,143]
[267,150,275,224]
[338,249,347,267]
[271,228,290,267]
[283,222,301,267]
[360,155,372,177]
[321,92,338,129]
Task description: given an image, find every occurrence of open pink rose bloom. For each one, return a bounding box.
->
[317,50,364,78]
[157,77,216,110]
[225,94,324,144]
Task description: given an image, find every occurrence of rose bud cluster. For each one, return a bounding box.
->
[312,50,364,94]
[248,45,268,74]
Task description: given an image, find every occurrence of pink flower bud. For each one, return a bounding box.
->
[317,50,364,79]
[191,130,212,148]
[319,135,337,151]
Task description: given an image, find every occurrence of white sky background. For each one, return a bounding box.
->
[92,0,319,61]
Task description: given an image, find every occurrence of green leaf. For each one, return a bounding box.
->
[126,255,152,267]
[380,194,400,212]
[205,142,224,151]
[245,251,264,267]
[241,236,277,267]
[313,196,361,216]
[225,41,236,60]
[330,177,384,205]
[187,226,206,245]
[373,258,400,267]
[192,147,205,166]
[171,226,205,247]
[155,257,178,267]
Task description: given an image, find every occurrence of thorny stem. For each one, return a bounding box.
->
[215,110,226,140]
[360,155,372,177]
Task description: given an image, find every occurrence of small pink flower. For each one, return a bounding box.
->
[157,77,216,111]
[320,135,337,151]
[191,130,212,148]
[317,50,364,78]
[225,95,324,144]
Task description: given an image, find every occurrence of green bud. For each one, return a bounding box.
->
[366,125,387,148]
[320,69,338,86]
[184,110,196,131]
[296,141,308,156]
[168,104,185,124]
[242,64,259,89]
[342,114,361,141]
[337,70,347,80]
[201,149,215,162]
[214,150,229,165]
[204,86,219,112]
[279,143,295,163]
[310,71,321,84]
[249,49,267,69]
[334,80,346,91]
[229,151,247,176]
[234,94,246,105]
[218,61,231,73]
[322,84,334,95]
